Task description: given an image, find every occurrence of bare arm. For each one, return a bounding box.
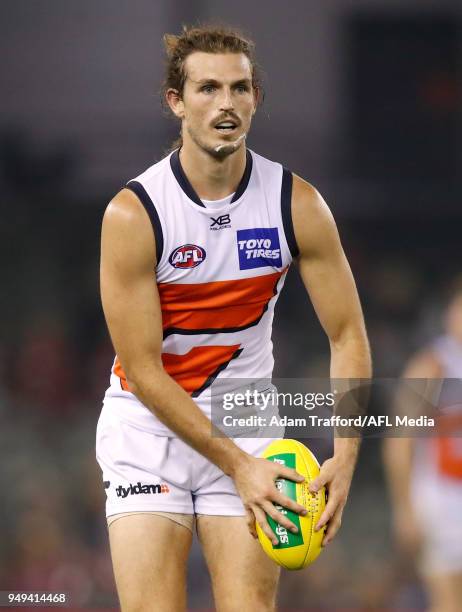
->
[292,177,370,381]
[291,175,372,543]
[100,188,306,544]
[382,351,442,555]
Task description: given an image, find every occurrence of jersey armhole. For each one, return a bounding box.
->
[281,168,299,259]
[125,180,164,266]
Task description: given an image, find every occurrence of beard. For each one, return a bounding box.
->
[186,123,246,160]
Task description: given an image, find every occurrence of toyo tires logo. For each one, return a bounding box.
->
[237,228,282,270]
[169,244,206,269]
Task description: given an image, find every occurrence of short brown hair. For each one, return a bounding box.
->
[162,24,262,101]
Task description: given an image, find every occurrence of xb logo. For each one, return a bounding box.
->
[210,214,231,231]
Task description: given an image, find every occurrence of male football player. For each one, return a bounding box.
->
[384,287,462,612]
[98,25,371,611]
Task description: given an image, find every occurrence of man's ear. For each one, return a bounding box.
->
[252,86,261,115]
[166,88,185,119]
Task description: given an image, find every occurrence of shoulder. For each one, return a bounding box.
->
[292,173,332,221]
[103,188,150,231]
[290,173,339,258]
[101,188,156,268]
[103,152,172,224]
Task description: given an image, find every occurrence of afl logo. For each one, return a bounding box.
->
[169,244,206,269]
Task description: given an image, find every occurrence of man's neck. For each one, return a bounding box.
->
[179,137,247,201]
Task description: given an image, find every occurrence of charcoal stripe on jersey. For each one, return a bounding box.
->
[170,149,253,207]
[125,180,164,264]
[281,169,299,258]
[162,344,242,396]
[191,348,243,398]
[113,344,243,396]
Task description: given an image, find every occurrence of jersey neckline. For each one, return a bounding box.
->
[201,192,235,207]
[170,148,253,209]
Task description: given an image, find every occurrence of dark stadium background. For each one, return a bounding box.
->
[1,1,461,610]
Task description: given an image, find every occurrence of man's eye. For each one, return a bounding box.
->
[236,84,249,93]
[201,85,215,94]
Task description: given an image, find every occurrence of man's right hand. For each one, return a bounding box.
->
[231,454,307,545]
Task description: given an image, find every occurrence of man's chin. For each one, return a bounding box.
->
[187,127,246,160]
[210,134,246,159]
[211,143,240,159]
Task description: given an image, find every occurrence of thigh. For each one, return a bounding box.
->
[197,515,280,612]
[109,513,193,612]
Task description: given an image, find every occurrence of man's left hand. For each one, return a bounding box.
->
[309,454,356,546]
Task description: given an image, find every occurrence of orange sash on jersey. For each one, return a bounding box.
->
[434,411,462,479]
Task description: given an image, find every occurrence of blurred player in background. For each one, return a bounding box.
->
[98,25,371,611]
[384,285,462,612]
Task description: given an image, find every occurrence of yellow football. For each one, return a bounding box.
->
[256,439,327,570]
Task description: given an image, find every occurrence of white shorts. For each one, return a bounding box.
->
[96,402,278,519]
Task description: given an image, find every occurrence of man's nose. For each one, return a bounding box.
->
[218,87,234,110]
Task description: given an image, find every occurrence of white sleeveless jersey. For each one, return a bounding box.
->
[103,148,298,434]
[413,335,462,486]
[411,335,462,573]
